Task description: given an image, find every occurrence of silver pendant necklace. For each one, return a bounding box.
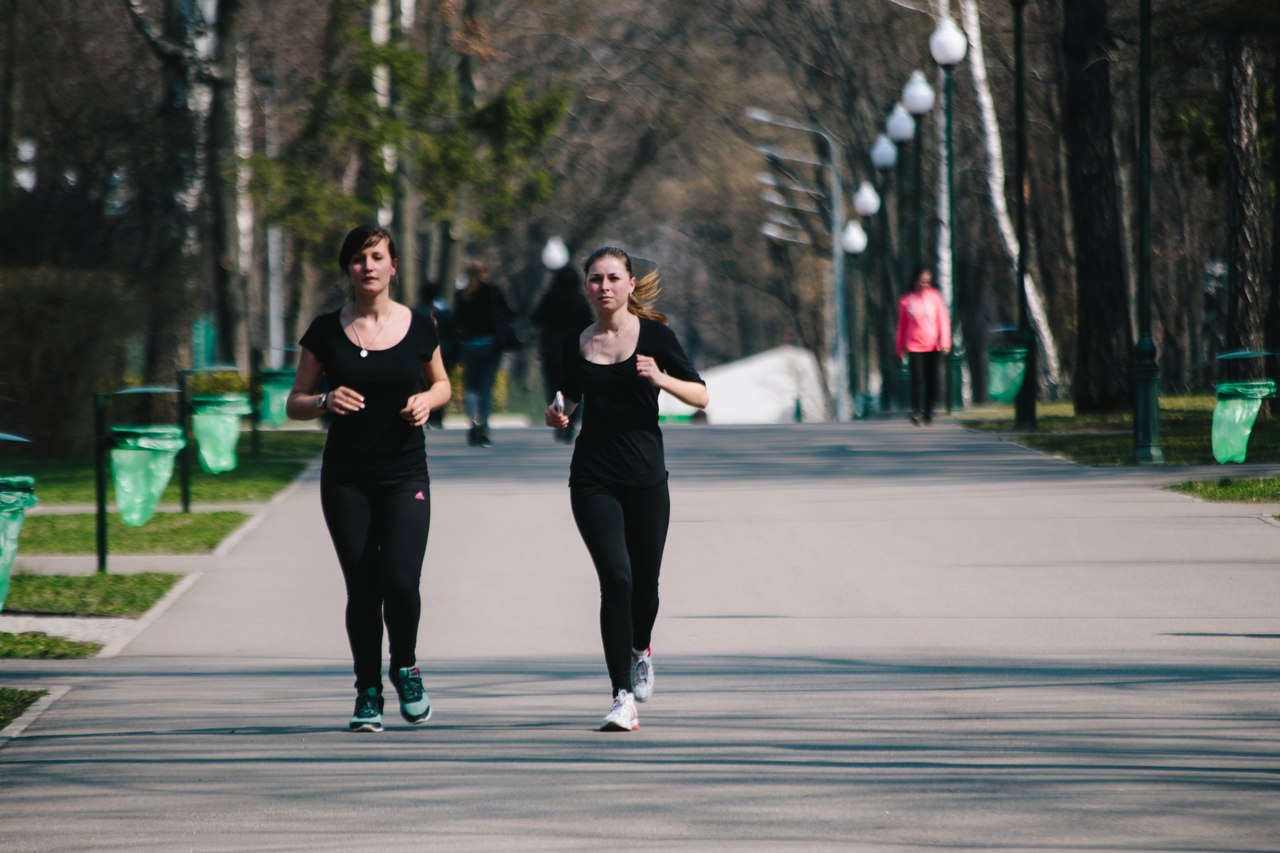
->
[351,309,391,358]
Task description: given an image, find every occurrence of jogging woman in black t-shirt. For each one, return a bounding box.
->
[287,225,451,733]
[544,246,709,731]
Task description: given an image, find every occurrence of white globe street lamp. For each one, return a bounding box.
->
[841,221,868,255]
[902,70,936,115]
[886,103,916,144]
[541,236,570,271]
[869,134,898,171]
[929,17,968,67]
[853,181,881,217]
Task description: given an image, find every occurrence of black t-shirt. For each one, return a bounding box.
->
[560,317,705,488]
[300,309,439,474]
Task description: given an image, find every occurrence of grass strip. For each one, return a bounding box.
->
[18,512,247,555]
[1167,476,1280,503]
[0,687,47,730]
[5,572,180,617]
[0,632,102,659]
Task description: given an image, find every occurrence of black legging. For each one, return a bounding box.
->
[321,461,431,693]
[909,350,941,422]
[570,478,670,694]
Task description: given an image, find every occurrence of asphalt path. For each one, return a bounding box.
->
[0,420,1277,851]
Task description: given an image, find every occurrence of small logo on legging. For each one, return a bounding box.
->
[414,491,425,500]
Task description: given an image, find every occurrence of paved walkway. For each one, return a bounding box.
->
[0,421,1277,851]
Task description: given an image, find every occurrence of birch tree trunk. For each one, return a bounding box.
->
[960,0,1062,389]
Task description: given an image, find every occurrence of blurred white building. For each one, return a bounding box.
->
[659,345,827,424]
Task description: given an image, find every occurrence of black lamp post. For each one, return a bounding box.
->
[870,133,901,410]
[848,180,882,416]
[1132,0,1163,462]
[931,16,968,413]
[902,71,936,270]
[886,103,916,292]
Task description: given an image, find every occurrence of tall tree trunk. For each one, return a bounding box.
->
[1224,32,1265,378]
[1063,0,1132,412]
[1262,48,1279,418]
[142,0,201,387]
[209,0,245,368]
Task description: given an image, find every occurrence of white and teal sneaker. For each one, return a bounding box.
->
[349,687,384,732]
[392,666,432,725]
[631,647,654,702]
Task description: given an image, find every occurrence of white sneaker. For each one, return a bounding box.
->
[631,647,654,702]
[600,689,639,731]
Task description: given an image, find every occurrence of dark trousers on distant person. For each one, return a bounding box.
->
[908,350,941,424]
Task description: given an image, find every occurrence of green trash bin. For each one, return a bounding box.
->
[1211,379,1276,464]
[0,476,37,613]
[257,369,296,428]
[191,392,252,475]
[987,346,1028,404]
[110,424,186,527]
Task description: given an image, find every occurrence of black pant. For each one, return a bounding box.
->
[570,478,670,694]
[320,461,431,692]
[909,350,941,422]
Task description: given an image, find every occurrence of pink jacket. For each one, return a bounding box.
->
[895,287,951,359]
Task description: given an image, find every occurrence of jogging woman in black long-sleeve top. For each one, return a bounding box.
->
[544,246,709,731]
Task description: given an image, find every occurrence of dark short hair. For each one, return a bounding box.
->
[338,225,397,273]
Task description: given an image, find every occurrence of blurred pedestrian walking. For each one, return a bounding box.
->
[455,259,518,447]
[287,224,451,733]
[532,262,593,443]
[424,290,459,429]
[895,266,951,425]
[544,246,708,731]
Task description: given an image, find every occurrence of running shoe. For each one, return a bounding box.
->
[349,687,384,733]
[392,666,432,724]
[631,647,654,702]
[600,689,639,731]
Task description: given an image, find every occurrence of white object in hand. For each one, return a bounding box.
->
[552,391,565,414]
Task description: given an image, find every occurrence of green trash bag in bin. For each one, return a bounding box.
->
[191,392,252,475]
[1211,379,1276,464]
[0,476,37,612]
[258,369,296,428]
[988,346,1028,404]
[110,425,186,527]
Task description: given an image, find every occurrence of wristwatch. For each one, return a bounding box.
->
[316,392,328,410]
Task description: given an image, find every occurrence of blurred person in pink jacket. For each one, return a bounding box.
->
[895,267,951,425]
